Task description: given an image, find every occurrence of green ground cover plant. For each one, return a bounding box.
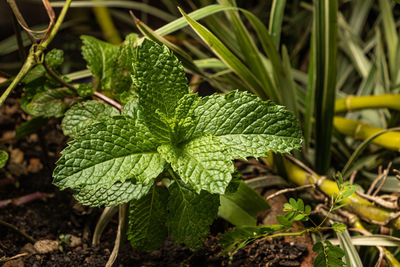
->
[53,38,302,250]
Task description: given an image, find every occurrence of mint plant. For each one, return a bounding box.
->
[53,38,302,251]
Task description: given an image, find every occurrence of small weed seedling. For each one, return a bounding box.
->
[52,38,302,251]
[220,172,358,266]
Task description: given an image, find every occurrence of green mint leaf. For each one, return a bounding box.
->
[73,180,152,207]
[61,100,120,138]
[22,65,46,84]
[53,116,165,190]
[81,36,118,91]
[118,33,138,74]
[25,87,75,118]
[0,150,8,168]
[158,135,234,194]
[45,49,64,69]
[127,185,168,251]
[186,90,302,159]
[167,181,219,250]
[122,99,141,120]
[172,93,200,142]
[133,39,189,140]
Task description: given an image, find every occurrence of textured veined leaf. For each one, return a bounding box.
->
[81,35,118,90]
[185,90,302,159]
[53,116,166,190]
[62,100,120,138]
[25,88,75,118]
[133,39,189,140]
[158,135,234,194]
[167,181,219,250]
[127,186,168,251]
[81,36,132,97]
[73,179,152,207]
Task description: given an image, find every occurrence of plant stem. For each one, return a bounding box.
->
[335,94,400,113]
[105,203,127,267]
[0,219,36,243]
[92,206,118,246]
[43,61,122,111]
[0,0,72,107]
[333,117,400,151]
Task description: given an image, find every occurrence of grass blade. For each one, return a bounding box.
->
[218,0,279,102]
[178,7,268,100]
[337,230,363,267]
[268,0,286,48]
[378,0,398,82]
[313,0,338,174]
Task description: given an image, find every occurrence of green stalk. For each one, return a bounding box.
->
[333,117,400,151]
[0,0,72,107]
[335,94,400,113]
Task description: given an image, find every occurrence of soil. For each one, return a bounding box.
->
[0,97,311,266]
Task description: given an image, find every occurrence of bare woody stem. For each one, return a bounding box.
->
[0,0,72,107]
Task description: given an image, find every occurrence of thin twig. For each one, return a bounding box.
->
[374,247,385,267]
[0,219,36,243]
[366,163,391,195]
[356,191,398,210]
[265,184,315,201]
[0,192,54,208]
[94,92,122,111]
[43,61,122,111]
[43,61,75,91]
[0,0,73,107]
[0,252,29,263]
[7,0,36,43]
[372,162,392,197]
[349,170,357,185]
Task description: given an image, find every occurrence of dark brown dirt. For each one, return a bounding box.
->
[0,97,309,266]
